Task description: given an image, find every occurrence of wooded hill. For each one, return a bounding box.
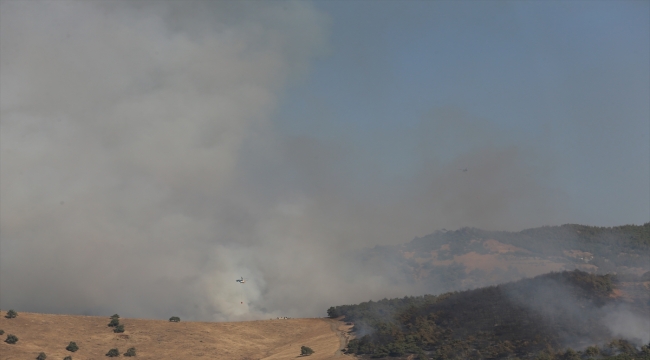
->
[328,270,650,359]
[356,223,650,295]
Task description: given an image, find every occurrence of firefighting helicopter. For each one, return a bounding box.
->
[236,277,246,284]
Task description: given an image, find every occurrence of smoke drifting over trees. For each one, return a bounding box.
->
[1,0,648,323]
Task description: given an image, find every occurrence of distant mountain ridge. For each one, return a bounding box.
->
[356,223,650,294]
[409,223,649,260]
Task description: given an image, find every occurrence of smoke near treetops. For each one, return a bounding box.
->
[1,1,648,322]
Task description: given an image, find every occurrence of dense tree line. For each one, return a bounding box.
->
[329,271,650,359]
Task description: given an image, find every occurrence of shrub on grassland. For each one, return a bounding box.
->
[5,334,18,344]
[66,341,79,352]
[301,346,314,356]
[106,348,120,357]
[124,347,137,357]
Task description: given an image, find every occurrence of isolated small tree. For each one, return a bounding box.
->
[5,309,17,318]
[169,316,180,322]
[108,318,119,327]
[124,347,137,357]
[113,324,125,333]
[301,346,315,356]
[110,314,120,320]
[66,341,79,352]
[36,352,47,360]
[326,307,339,318]
[5,334,18,344]
[106,348,120,357]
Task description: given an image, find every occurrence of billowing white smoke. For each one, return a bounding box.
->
[603,307,650,346]
[0,0,582,322]
[0,0,329,320]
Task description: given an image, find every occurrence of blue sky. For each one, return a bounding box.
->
[273,0,649,227]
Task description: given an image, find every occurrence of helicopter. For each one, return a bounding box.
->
[236,277,246,284]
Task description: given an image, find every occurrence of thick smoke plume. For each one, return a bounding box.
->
[0,0,626,322]
[506,275,650,348]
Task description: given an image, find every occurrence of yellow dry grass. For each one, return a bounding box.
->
[0,311,354,360]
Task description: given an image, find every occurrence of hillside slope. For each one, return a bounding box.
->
[329,271,650,359]
[357,223,650,293]
[0,312,353,360]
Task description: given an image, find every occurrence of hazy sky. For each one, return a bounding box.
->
[1,0,648,321]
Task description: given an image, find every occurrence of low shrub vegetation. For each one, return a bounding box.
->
[108,318,119,327]
[5,334,18,344]
[124,347,137,357]
[36,352,47,360]
[113,324,125,333]
[64,357,72,360]
[66,341,79,352]
[106,348,120,357]
[0,329,4,335]
[169,316,180,322]
[110,314,119,320]
[301,346,315,356]
[5,309,17,319]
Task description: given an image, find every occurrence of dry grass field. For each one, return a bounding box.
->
[0,311,354,360]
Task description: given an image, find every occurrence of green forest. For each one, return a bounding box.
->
[329,270,650,359]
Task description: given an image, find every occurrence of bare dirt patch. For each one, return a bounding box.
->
[563,249,594,262]
[450,251,565,277]
[483,239,530,254]
[453,252,508,273]
[0,312,353,360]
